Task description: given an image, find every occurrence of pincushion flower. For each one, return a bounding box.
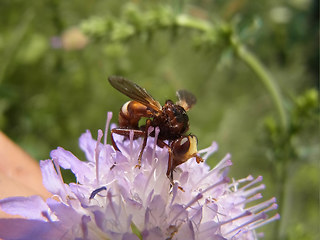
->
[0,113,279,240]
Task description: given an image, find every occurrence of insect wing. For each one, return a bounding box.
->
[108,76,162,112]
[176,89,197,111]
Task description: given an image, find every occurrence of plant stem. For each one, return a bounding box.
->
[232,40,289,240]
[233,42,288,130]
[273,161,289,240]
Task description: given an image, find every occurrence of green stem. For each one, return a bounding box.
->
[233,40,289,240]
[273,161,289,240]
[233,42,288,130]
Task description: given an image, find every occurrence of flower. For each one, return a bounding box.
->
[51,27,89,50]
[0,112,279,240]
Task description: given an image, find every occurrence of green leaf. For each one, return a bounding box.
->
[131,222,142,240]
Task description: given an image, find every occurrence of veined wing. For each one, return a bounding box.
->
[108,76,162,112]
[176,89,197,111]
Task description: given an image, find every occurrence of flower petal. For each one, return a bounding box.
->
[50,147,94,184]
[79,130,96,162]
[0,218,68,240]
[122,232,140,240]
[46,198,81,226]
[0,195,48,220]
[40,160,65,197]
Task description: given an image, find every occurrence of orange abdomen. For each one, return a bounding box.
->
[118,101,153,129]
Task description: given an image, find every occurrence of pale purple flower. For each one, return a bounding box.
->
[0,112,279,240]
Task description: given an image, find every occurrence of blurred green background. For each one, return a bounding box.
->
[0,0,318,239]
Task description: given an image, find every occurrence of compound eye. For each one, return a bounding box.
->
[174,105,188,123]
[172,137,190,156]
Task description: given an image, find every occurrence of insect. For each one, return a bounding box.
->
[108,76,203,182]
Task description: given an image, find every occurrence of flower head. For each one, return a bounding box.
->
[0,112,279,240]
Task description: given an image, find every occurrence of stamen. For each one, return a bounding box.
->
[104,112,113,145]
[242,204,279,232]
[212,154,232,171]
[236,193,263,206]
[197,141,218,161]
[226,212,267,235]
[249,213,280,230]
[241,184,266,198]
[246,197,277,213]
[239,176,263,191]
[169,193,203,226]
[258,203,278,214]
[229,175,254,192]
[200,211,252,234]
[201,176,230,196]
[195,154,232,186]
[236,175,254,184]
[107,191,119,224]
[221,211,252,226]
[95,129,103,185]
[89,186,107,200]
[145,157,160,191]
[152,127,160,161]
[144,127,158,191]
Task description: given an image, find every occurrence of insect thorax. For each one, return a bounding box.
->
[152,100,189,140]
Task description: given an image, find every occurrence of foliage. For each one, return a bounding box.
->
[0,0,318,239]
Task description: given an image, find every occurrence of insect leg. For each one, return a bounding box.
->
[110,128,145,167]
[111,128,145,145]
[136,119,153,168]
[110,129,120,151]
[193,153,204,164]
